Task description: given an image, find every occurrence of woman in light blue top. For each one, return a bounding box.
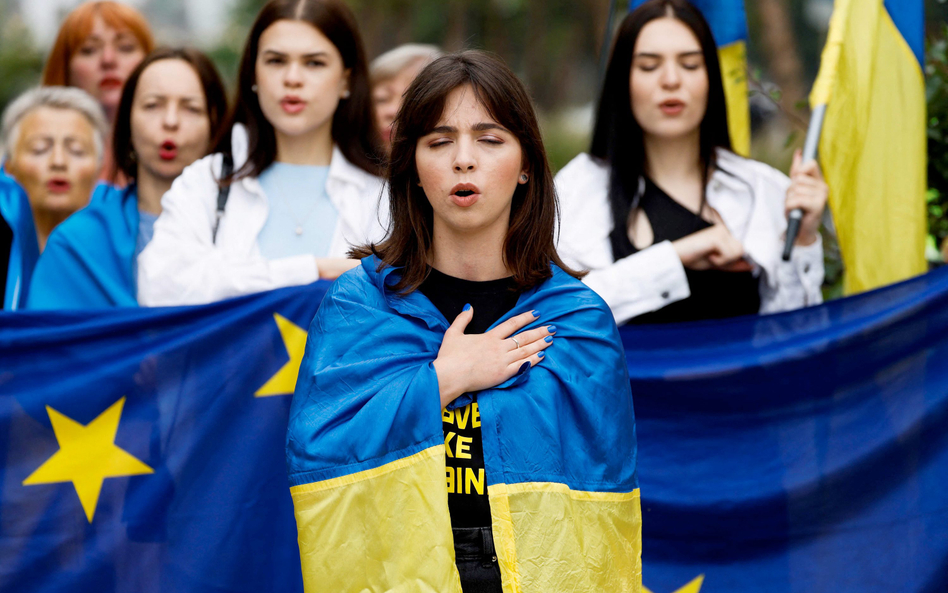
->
[27,48,227,309]
[137,0,387,307]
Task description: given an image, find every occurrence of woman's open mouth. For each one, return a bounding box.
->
[159,140,178,161]
[47,178,71,193]
[659,100,686,116]
[450,183,481,207]
[281,97,307,114]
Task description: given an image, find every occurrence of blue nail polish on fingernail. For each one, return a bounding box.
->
[537,351,545,358]
[532,310,541,317]
[544,335,553,343]
[463,303,471,311]
[547,325,556,334]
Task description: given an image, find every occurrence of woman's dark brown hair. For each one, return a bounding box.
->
[352,50,581,294]
[591,0,731,260]
[112,47,228,182]
[221,0,382,179]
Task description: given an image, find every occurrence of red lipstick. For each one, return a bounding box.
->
[159,140,178,161]
[47,177,71,193]
[100,75,122,91]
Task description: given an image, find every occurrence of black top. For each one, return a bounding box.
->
[616,177,760,324]
[0,213,11,308]
[419,267,522,529]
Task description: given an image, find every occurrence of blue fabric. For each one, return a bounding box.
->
[629,0,748,46]
[0,170,39,310]
[27,183,139,310]
[286,257,638,493]
[884,0,924,65]
[135,209,157,261]
[2,263,948,591]
[257,163,335,259]
[0,285,321,593]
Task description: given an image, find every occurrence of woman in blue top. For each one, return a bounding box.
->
[27,47,227,309]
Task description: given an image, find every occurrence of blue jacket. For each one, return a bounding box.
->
[0,171,39,310]
[27,183,139,309]
[286,256,641,591]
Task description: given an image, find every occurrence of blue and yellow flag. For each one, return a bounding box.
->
[810,0,927,293]
[286,257,642,592]
[3,261,948,590]
[630,0,751,155]
[0,285,322,592]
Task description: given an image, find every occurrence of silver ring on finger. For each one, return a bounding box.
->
[510,336,521,349]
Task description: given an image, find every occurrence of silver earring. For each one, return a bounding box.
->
[520,173,529,183]
[251,84,258,93]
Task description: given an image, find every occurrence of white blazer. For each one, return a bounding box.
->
[138,125,387,306]
[554,149,824,324]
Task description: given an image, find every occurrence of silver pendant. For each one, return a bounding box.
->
[295,226,303,236]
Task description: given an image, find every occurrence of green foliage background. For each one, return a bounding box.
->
[927,23,948,263]
[0,0,947,274]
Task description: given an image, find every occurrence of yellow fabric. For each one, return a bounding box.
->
[718,41,750,157]
[489,482,642,593]
[290,445,462,593]
[809,0,927,293]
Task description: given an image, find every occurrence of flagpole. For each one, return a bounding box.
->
[598,0,619,83]
[782,103,827,261]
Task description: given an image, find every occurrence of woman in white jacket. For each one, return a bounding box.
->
[139,0,385,306]
[555,0,828,325]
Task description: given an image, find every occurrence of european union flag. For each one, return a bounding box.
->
[0,284,329,592]
[3,263,948,592]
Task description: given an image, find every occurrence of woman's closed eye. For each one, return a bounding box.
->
[479,135,504,145]
[28,139,53,155]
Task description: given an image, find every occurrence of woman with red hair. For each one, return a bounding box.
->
[42,1,155,176]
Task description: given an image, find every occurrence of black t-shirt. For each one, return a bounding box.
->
[418,267,522,529]
[0,214,12,308]
[616,177,761,324]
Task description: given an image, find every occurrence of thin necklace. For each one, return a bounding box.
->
[265,165,326,236]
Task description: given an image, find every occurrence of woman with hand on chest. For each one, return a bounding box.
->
[555,0,829,325]
[287,51,641,593]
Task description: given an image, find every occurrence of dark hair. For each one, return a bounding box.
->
[591,0,730,259]
[112,47,228,182]
[222,0,382,179]
[352,51,582,294]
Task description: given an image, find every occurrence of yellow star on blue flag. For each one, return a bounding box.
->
[255,313,308,397]
[22,397,153,522]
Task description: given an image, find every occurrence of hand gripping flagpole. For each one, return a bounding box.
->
[782,103,827,261]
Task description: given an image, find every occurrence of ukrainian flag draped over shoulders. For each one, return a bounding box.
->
[286,256,642,592]
[630,0,751,155]
[810,0,927,293]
